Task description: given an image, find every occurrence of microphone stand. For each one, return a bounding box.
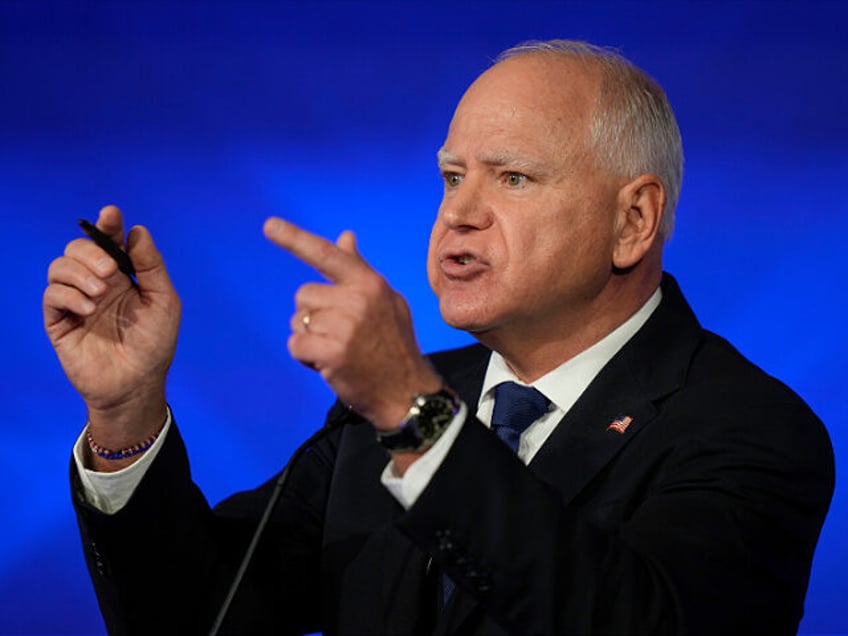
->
[208,406,358,636]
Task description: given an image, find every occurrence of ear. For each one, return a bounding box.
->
[612,174,665,269]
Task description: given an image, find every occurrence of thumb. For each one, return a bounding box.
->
[335,230,374,271]
[335,230,359,256]
[126,225,173,291]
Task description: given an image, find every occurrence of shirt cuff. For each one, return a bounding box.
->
[72,406,173,515]
[380,400,468,509]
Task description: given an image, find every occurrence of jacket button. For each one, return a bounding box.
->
[89,541,106,576]
[435,529,456,553]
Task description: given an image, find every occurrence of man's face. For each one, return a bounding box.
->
[427,54,626,345]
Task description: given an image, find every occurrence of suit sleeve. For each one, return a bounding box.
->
[71,417,338,635]
[395,396,834,635]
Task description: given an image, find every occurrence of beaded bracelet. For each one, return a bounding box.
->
[86,427,162,460]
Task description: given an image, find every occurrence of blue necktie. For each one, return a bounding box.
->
[490,381,550,453]
[441,381,550,606]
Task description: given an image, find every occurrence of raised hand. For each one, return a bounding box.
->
[263,217,442,431]
[44,205,181,469]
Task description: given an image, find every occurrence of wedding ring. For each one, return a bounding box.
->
[302,312,312,331]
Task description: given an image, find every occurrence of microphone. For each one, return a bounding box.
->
[208,403,364,636]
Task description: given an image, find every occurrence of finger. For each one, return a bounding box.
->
[335,230,359,256]
[47,256,109,298]
[334,229,378,272]
[293,281,356,313]
[291,307,320,335]
[289,303,358,338]
[263,217,367,284]
[43,282,97,326]
[95,205,127,248]
[125,225,173,292]
[64,237,120,278]
[287,330,345,374]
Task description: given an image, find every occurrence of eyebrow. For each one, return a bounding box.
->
[437,148,460,167]
[437,148,548,174]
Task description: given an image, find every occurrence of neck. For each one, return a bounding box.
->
[476,265,662,382]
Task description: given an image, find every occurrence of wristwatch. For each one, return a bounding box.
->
[376,387,460,452]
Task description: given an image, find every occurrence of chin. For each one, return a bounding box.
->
[439,306,494,335]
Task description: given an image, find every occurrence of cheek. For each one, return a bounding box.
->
[426,226,441,293]
[515,220,597,286]
[512,223,565,269]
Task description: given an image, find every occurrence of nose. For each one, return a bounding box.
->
[437,176,494,231]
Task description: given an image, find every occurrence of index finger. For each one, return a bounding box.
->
[94,205,128,247]
[263,217,365,283]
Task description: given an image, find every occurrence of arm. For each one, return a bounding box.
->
[73,411,339,634]
[44,205,179,472]
[49,207,325,632]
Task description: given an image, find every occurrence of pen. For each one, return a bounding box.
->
[78,218,139,288]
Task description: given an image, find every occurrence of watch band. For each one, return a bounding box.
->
[376,387,460,452]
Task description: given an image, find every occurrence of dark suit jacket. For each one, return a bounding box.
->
[72,274,834,635]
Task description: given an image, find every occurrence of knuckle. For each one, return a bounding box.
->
[63,237,90,259]
[347,293,368,316]
[286,333,301,357]
[42,284,57,308]
[46,258,64,283]
[44,284,77,312]
[334,319,357,344]
[360,274,387,297]
[294,283,318,306]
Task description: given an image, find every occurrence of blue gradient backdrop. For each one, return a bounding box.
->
[1,1,845,634]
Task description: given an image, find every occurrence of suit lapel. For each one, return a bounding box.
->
[528,375,659,504]
[530,274,701,502]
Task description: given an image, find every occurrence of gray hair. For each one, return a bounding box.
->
[496,40,684,240]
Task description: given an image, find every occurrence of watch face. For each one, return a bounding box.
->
[417,416,437,438]
[377,389,459,452]
[418,396,455,436]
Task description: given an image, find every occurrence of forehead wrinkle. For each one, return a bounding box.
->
[476,150,543,169]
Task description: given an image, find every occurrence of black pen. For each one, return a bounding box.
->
[78,218,139,288]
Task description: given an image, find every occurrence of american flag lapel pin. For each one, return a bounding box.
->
[607,413,633,434]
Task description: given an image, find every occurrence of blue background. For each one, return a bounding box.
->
[1,1,845,633]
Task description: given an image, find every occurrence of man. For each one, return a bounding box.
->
[45,40,833,635]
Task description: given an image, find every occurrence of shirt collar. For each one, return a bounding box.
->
[478,287,663,422]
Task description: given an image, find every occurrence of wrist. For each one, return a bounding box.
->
[86,422,163,460]
[370,366,443,431]
[86,402,169,473]
[377,386,460,453]
[86,389,168,451]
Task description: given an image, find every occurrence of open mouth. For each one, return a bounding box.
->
[439,250,486,279]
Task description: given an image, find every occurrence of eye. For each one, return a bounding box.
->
[503,172,527,187]
[443,172,464,188]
